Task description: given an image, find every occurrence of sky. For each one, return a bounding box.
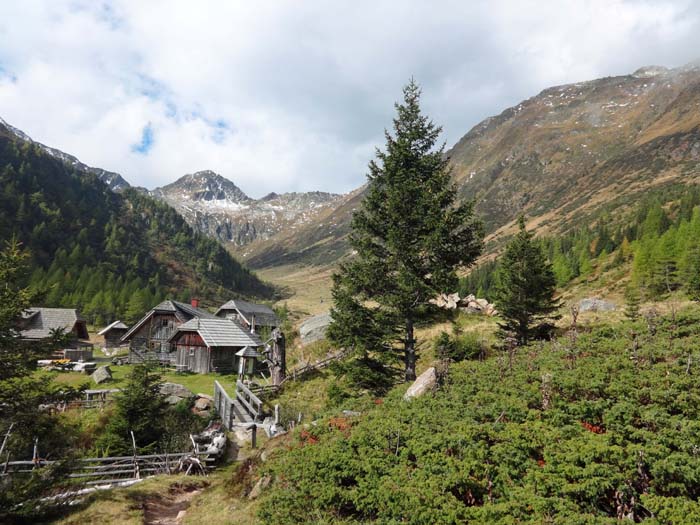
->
[0,1,699,197]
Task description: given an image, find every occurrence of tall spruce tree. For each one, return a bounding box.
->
[327,81,483,382]
[493,217,560,344]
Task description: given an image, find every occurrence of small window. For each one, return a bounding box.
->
[189,347,195,357]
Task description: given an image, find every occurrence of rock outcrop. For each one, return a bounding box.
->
[403,367,437,400]
[299,312,333,346]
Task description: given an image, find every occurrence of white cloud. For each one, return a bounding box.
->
[0,0,698,197]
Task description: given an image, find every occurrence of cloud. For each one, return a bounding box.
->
[0,0,698,196]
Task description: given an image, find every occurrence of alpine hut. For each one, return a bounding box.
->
[121,300,216,365]
[169,317,263,374]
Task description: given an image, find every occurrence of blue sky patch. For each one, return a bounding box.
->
[131,123,154,154]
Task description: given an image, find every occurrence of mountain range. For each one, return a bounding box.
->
[3,63,700,283]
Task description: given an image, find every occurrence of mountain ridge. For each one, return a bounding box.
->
[242,63,700,269]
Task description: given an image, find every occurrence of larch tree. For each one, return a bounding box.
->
[327,80,483,382]
[493,217,561,345]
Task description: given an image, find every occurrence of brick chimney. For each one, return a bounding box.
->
[191,298,199,308]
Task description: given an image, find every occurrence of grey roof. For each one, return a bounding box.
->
[215,299,279,327]
[98,320,128,335]
[235,346,262,358]
[169,318,262,348]
[21,308,88,340]
[121,300,216,341]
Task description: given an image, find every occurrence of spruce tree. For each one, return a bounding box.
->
[493,217,560,344]
[328,81,483,382]
[624,284,642,321]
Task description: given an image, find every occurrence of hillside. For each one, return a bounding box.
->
[0,120,273,323]
[243,64,700,271]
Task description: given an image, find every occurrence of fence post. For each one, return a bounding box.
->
[130,431,140,480]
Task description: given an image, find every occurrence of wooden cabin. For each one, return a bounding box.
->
[121,300,216,365]
[169,318,263,374]
[215,299,279,337]
[98,320,128,350]
[21,307,92,361]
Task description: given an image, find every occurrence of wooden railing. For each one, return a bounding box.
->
[214,380,235,429]
[235,380,264,422]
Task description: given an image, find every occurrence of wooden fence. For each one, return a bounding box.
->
[1,452,212,485]
[248,348,352,399]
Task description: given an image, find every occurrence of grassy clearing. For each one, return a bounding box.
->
[44,366,242,397]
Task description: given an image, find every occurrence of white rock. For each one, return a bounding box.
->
[403,367,437,400]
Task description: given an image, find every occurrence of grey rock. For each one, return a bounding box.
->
[164,395,184,405]
[578,297,617,313]
[91,366,112,384]
[160,382,194,399]
[403,367,437,400]
[248,475,272,500]
[196,393,214,401]
[194,397,212,411]
[299,312,332,346]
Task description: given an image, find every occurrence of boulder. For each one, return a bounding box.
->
[476,298,490,309]
[299,312,332,346]
[578,297,617,313]
[160,382,194,399]
[460,306,481,315]
[445,293,460,310]
[248,475,272,500]
[196,393,214,401]
[403,367,437,400]
[164,395,184,405]
[194,397,212,411]
[91,365,112,384]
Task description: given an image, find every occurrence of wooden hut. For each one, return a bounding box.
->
[98,320,128,350]
[21,307,92,361]
[121,300,216,365]
[215,299,279,336]
[169,318,263,374]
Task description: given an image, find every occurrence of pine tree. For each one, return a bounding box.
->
[328,81,483,381]
[96,364,168,455]
[687,249,700,302]
[493,217,561,345]
[624,284,642,321]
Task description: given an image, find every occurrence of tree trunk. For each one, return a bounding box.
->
[270,330,286,386]
[404,318,416,382]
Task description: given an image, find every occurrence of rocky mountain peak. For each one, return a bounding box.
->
[158,170,251,203]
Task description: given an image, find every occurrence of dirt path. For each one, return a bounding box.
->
[143,482,205,525]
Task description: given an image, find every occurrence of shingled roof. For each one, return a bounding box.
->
[121,300,216,341]
[169,318,262,348]
[215,299,279,327]
[98,320,128,336]
[21,308,89,340]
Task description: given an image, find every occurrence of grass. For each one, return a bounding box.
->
[257,263,334,318]
[46,474,211,525]
[45,366,242,397]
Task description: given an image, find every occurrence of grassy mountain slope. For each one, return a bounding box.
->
[0,122,273,321]
[245,64,700,273]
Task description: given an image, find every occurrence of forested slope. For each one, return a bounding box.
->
[0,123,273,323]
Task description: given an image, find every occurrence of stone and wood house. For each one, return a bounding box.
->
[168,317,263,374]
[20,307,92,361]
[121,300,216,364]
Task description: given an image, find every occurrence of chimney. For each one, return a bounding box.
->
[250,314,256,334]
[191,298,199,308]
